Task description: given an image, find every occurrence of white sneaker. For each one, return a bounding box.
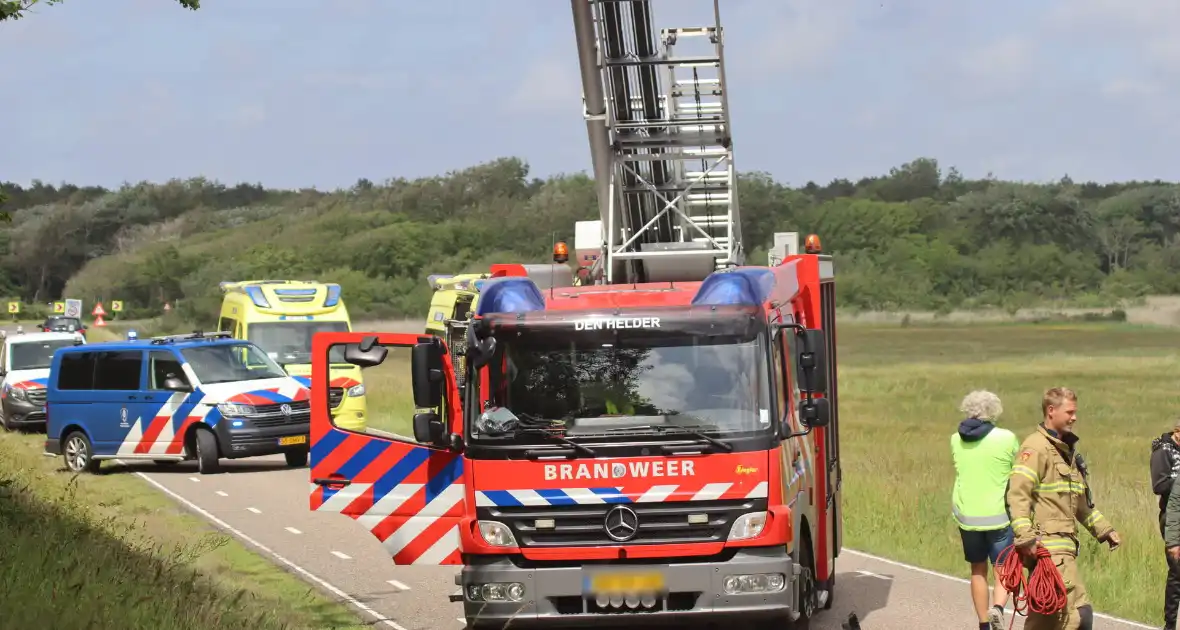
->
[988,606,1005,630]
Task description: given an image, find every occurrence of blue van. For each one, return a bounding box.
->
[44,332,312,474]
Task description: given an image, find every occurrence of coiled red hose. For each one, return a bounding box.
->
[995,544,1068,628]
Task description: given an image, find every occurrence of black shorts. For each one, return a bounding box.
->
[959,526,1014,564]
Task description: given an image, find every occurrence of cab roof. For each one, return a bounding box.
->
[4,331,84,344]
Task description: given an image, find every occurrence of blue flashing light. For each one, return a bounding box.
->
[474,277,546,316]
[473,279,486,291]
[691,268,776,307]
[127,330,138,340]
[324,283,342,307]
[244,285,271,309]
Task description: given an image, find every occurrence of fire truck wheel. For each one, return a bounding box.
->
[793,540,817,629]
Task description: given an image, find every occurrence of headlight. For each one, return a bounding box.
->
[217,402,256,417]
[728,511,768,541]
[346,384,365,397]
[9,387,26,401]
[477,521,518,547]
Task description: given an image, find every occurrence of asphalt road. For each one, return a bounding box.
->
[95,455,1154,630]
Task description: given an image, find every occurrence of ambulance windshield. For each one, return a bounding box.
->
[481,316,771,439]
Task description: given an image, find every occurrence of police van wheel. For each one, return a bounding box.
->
[194,428,222,475]
[63,431,100,474]
[284,449,308,468]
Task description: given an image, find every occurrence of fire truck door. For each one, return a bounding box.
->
[308,332,465,566]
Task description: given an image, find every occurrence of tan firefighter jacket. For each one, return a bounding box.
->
[1007,424,1114,555]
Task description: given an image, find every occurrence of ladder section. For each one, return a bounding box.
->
[573,0,743,284]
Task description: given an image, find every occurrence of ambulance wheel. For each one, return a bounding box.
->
[63,431,100,474]
[284,448,308,468]
[194,428,222,475]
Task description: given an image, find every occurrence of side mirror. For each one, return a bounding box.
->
[411,339,444,408]
[413,412,446,445]
[794,329,828,394]
[163,376,191,392]
[798,397,831,428]
[343,336,388,368]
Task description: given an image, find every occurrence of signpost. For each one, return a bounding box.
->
[64,299,82,319]
[53,302,65,314]
[92,302,107,327]
[7,301,18,322]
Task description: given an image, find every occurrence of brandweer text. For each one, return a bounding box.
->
[543,460,695,480]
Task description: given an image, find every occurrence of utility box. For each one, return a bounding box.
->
[768,232,799,266]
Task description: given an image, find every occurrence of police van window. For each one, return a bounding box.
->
[148,351,187,390]
[93,351,143,391]
[58,352,96,390]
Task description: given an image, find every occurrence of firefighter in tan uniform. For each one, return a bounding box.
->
[1007,387,1121,630]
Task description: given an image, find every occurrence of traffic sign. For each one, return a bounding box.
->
[53,302,64,314]
[111,300,123,313]
[92,302,106,317]
[6,302,18,314]
[64,299,82,319]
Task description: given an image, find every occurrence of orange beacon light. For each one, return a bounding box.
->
[553,241,569,264]
[804,234,822,254]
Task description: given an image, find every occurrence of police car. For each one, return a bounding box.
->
[0,329,85,431]
[43,331,311,474]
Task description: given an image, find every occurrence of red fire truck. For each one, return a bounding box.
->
[308,0,843,626]
[307,243,841,627]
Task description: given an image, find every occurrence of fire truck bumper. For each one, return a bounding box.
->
[460,547,797,628]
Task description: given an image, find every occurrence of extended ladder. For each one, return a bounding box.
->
[571,0,743,284]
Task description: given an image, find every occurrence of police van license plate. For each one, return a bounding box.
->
[584,570,665,594]
[278,435,307,446]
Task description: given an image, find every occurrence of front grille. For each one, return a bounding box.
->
[242,400,311,427]
[25,389,46,406]
[480,498,764,547]
[327,387,344,408]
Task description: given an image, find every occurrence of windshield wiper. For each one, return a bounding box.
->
[517,428,598,458]
[606,424,734,452]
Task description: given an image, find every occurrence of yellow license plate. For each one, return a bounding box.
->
[278,435,308,446]
[588,572,665,593]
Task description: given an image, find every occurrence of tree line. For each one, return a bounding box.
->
[0,157,1176,324]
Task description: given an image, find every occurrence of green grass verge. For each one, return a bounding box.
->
[0,431,367,630]
[839,321,1178,623]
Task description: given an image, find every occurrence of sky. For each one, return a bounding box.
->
[2,0,1178,190]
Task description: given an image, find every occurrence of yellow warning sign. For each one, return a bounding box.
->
[6,302,18,314]
[52,302,65,314]
[111,300,123,312]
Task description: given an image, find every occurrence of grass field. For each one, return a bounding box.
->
[0,432,367,629]
[345,322,1177,624]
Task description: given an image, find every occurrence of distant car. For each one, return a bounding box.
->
[0,330,85,431]
[40,316,87,339]
[43,332,312,474]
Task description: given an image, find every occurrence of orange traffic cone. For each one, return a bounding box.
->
[94,315,107,327]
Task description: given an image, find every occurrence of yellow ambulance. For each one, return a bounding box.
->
[217,280,367,432]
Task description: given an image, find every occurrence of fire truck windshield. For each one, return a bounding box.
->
[477,323,771,442]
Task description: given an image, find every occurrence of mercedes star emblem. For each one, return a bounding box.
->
[604,505,639,542]
[280,404,292,417]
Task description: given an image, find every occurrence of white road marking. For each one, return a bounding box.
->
[456,619,466,625]
[331,550,352,560]
[285,527,302,535]
[215,490,228,497]
[844,548,1152,628]
[188,476,200,482]
[387,580,409,591]
[855,569,891,580]
[246,507,261,514]
[125,466,407,630]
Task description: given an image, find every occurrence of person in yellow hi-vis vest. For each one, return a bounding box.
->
[1007,387,1121,630]
[950,390,1017,630]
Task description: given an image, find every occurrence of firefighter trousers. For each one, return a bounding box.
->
[1024,552,1092,630]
